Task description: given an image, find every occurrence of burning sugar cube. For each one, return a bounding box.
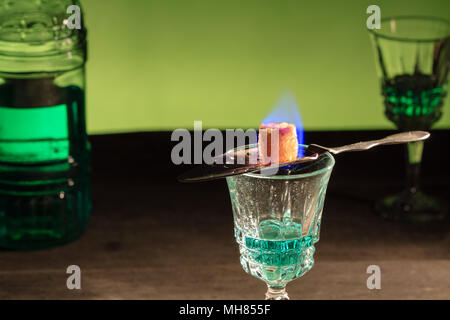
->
[258,122,299,165]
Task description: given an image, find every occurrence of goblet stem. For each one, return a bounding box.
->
[265,285,289,300]
[405,141,424,193]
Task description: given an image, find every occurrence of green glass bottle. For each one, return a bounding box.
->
[0,0,91,249]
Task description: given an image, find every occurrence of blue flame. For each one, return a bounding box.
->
[261,93,305,158]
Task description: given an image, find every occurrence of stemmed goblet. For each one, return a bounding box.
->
[226,145,334,300]
[369,16,450,221]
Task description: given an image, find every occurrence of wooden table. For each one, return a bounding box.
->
[1,131,449,300]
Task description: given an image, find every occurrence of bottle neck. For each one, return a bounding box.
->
[0,1,87,73]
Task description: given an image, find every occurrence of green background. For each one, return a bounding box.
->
[82,0,450,134]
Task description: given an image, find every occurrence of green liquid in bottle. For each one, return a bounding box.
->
[0,78,91,249]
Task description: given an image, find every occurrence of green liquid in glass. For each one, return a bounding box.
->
[383,74,446,130]
[0,79,91,250]
[236,219,315,284]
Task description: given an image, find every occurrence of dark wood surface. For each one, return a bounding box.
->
[0,130,449,300]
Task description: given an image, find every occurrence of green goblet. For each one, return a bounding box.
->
[369,16,450,222]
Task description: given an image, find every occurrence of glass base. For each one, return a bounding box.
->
[0,182,91,250]
[375,189,448,222]
[265,286,289,300]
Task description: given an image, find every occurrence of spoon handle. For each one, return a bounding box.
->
[326,131,430,155]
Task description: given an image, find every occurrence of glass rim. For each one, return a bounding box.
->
[242,144,335,180]
[368,15,450,43]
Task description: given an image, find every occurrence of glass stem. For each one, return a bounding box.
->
[405,141,424,194]
[265,285,289,300]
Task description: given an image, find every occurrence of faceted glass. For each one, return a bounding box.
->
[369,16,450,221]
[226,145,335,300]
